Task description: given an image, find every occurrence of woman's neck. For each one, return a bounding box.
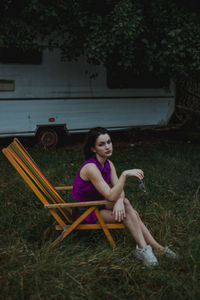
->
[95,154,107,167]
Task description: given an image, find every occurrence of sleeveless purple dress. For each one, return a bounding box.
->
[72,157,111,224]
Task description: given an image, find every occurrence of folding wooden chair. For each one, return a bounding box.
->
[2,138,125,248]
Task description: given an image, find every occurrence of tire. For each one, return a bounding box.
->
[37,128,59,148]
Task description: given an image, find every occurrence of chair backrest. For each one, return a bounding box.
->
[2,138,73,228]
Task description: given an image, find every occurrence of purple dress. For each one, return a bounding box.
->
[72,157,111,224]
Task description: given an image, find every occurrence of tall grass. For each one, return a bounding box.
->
[0,134,200,299]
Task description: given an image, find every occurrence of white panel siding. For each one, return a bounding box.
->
[0,48,175,137]
[0,49,174,99]
[0,97,174,136]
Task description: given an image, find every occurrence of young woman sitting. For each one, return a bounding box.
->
[72,127,178,266]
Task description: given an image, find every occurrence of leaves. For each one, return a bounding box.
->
[0,0,200,79]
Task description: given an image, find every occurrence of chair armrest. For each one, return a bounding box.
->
[44,200,110,209]
[55,186,73,191]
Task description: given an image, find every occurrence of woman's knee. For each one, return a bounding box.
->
[124,198,131,207]
[124,198,135,211]
[124,198,140,217]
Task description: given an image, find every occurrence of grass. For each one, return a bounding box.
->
[0,131,200,299]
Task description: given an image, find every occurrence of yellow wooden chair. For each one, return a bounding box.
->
[2,138,124,248]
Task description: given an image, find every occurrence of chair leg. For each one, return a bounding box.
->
[51,206,96,248]
[94,208,116,248]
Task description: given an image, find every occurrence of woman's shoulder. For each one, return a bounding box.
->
[79,157,96,169]
[80,162,101,182]
[81,157,97,167]
[83,162,98,170]
[81,160,99,174]
[107,159,115,168]
[81,158,114,173]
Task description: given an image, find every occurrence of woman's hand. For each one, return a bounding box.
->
[112,198,126,222]
[123,169,144,180]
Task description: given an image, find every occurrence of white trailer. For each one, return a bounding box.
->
[0,49,175,147]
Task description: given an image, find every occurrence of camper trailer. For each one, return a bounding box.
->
[0,48,175,147]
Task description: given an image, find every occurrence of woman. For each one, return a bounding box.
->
[72,127,177,266]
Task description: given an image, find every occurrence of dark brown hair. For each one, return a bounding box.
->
[84,127,110,159]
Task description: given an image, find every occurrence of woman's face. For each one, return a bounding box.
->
[92,134,113,158]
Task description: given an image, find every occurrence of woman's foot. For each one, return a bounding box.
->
[135,245,158,267]
[163,246,178,259]
[156,246,178,259]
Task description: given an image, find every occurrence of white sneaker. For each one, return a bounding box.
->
[135,245,158,267]
[163,246,178,259]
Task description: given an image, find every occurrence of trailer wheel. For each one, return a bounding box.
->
[38,128,59,148]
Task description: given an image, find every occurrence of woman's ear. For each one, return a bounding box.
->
[91,147,96,153]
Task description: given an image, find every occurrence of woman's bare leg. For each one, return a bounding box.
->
[138,218,164,250]
[100,207,147,249]
[100,198,164,250]
[124,199,164,250]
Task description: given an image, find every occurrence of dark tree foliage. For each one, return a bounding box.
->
[0,0,200,81]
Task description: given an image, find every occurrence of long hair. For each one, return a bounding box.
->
[84,127,110,160]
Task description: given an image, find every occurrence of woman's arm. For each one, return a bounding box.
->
[109,161,126,220]
[82,162,144,202]
[110,160,125,199]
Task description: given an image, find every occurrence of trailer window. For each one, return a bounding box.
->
[107,66,164,88]
[0,80,15,91]
[0,47,42,64]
